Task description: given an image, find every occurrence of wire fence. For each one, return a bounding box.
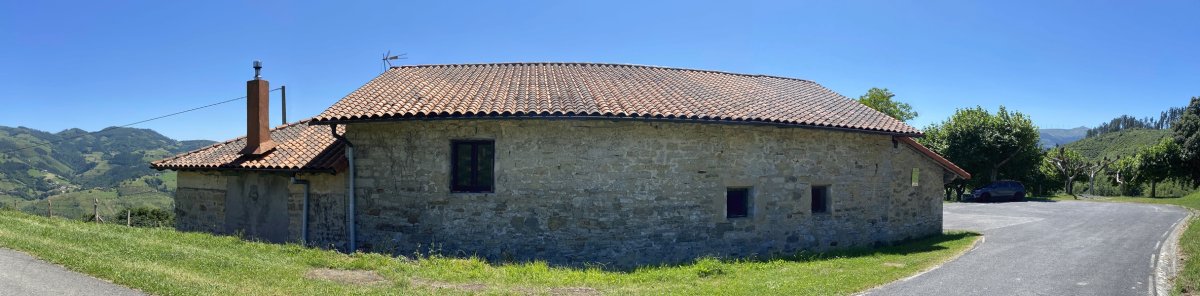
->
[0,189,177,227]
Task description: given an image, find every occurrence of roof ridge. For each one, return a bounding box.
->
[389,62,816,83]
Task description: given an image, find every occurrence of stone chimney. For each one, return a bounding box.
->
[240,60,277,155]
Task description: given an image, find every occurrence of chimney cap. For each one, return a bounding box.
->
[253,60,262,80]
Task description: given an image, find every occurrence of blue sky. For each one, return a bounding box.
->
[1,0,1197,141]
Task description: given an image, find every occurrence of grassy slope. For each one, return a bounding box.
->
[0,210,979,295]
[1065,129,1172,160]
[8,184,172,220]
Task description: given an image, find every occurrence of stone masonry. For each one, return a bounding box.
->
[174,171,346,248]
[346,119,947,267]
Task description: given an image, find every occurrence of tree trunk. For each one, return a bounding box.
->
[1089,174,1097,195]
[1151,180,1157,198]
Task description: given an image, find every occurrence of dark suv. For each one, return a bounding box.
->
[969,180,1026,202]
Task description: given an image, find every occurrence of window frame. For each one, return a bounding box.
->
[726,187,752,219]
[450,139,495,193]
[811,185,831,214]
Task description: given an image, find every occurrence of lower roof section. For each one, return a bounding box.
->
[150,119,347,173]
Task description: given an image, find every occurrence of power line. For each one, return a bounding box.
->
[0,87,282,156]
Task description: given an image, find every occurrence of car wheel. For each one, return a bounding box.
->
[981,193,991,202]
[1014,192,1025,201]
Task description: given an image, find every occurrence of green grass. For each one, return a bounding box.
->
[0,209,980,295]
[7,188,172,221]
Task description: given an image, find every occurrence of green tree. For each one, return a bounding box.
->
[1173,96,1200,186]
[1083,157,1115,195]
[858,88,918,122]
[919,106,1042,199]
[1045,147,1088,196]
[1138,138,1182,197]
[1025,153,1065,196]
[1107,156,1141,196]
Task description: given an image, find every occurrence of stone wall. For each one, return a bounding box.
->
[174,171,347,248]
[346,119,947,267]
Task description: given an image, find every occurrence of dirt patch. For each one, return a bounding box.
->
[409,277,600,295]
[409,278,488,293]
[538,287,602,296]
[305,268,389,286]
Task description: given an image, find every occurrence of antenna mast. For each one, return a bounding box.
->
[381,50,407,73]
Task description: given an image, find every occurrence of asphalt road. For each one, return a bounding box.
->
[870,200,1189,296]
[0,248,142,296]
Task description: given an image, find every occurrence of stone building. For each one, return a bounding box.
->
[153,62,969,267]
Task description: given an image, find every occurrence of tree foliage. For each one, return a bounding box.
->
[1025,155,1065,196]
[1107,156,1141,196]
[858,88,918,122]
[1045,147,1088,195]
[1173,96,1200,186]
[919,106,1041,198]
[115,206,175,228]
[1137,138,1182,197]
[1086,106,1187,138]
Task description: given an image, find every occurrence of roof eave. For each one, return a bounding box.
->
[310,115,924,137]
[150,165,338,174]
[896,137,971,180]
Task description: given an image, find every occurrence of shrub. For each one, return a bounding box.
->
[693,257,727,278]
[116,206,174,227]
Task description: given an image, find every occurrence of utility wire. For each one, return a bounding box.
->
[0,87,282,156]
[10,88,282,219]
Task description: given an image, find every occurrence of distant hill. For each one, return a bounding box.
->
[1038,127,1089,148]
[1063,128,1171,160]
[0,126,214,202]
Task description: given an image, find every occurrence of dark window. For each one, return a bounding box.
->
[726,188,750,218]
[811,186,830,214]
[451,140,495,192]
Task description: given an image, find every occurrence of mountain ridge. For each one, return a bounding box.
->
[1038,127,1089,148]
[0,125,215,201]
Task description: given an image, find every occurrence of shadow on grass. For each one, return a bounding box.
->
[1023,197,1061,202]
[951,197,1058,203]
[1140,195,1186,199]
[477,232,981,272]
[777,231,981,260]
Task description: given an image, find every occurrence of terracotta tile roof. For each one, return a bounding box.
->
[151,119,346,173]
[311,62,922,135]
[898,137,971,180]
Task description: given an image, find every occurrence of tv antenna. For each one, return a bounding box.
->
[381,50,407,72]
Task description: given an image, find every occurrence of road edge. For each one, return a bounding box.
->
[0,247,146,296]
[1155,205,1193,296]
[853,232,985,296]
